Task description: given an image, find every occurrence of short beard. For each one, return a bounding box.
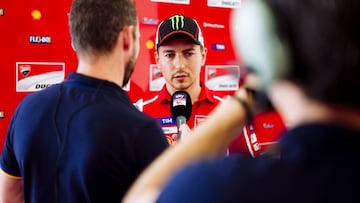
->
[122,48,136,87]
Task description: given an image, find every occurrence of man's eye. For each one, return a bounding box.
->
[186,52,194,57]
[165,53,175,58]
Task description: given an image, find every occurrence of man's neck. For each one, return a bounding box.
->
[76,55,124,88]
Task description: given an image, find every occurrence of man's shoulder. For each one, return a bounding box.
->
[21,84,62,104]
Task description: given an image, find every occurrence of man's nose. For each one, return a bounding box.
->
[174,54,185,69]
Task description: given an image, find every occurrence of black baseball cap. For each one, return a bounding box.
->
[155,14,204,50]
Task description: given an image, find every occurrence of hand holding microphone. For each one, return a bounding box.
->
[170,91,192,140]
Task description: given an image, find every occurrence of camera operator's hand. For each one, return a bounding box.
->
[243,72,274,114]
[179,124,193,141]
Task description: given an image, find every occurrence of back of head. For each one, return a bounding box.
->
[69,0,137,57]
[233,0,360,108]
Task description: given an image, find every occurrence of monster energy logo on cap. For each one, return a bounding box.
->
[169,15,185,30]
[156,14,205,49]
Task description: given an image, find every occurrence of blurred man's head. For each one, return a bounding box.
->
[232,0,360,108]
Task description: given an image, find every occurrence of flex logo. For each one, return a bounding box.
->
[169,15,185,30]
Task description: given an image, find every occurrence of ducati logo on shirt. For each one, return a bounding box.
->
[253,143,261,151]
[250,133,258,143]
[162,126,177,134]
[249,124,254,132]
[194,115,210,129]
[263,123,275,129]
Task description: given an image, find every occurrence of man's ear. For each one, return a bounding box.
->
[201,47,207,66]
[71,42,76,51]
[154,50,159,64]
[121,25,135,50]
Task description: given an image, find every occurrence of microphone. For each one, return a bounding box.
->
[170,91,192,140]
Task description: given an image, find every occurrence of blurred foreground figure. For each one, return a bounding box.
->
[0,0,168,202]
[123,0,360,202]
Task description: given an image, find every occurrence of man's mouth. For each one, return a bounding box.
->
[173,72,188,80]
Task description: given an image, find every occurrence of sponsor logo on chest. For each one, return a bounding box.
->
[156,116,177,134]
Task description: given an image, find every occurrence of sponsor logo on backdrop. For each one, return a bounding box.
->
[0,8,4,16]
[146,40,155,49]
[29,35,52,44]
[141,17,159,25]
[205,65,240,91]
[207,0,242,8]
[150,0,190,5]
[211,43,225,51]
[149,64,165,91]
[31,9,42,20]
[16,62,65,92]
[20,65,31,77]
[203,22,225,29]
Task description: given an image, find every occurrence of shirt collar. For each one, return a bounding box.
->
[158,83,218,104]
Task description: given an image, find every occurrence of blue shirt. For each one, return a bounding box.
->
[157,123,360,203]
[1,72,168,203]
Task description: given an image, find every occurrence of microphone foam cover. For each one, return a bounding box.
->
[170,90,192,121]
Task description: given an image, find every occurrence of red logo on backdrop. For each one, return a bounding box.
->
[205,65,240,91]
[16,62,65,92]
[149,64,165,91]
[20,65,31,77]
